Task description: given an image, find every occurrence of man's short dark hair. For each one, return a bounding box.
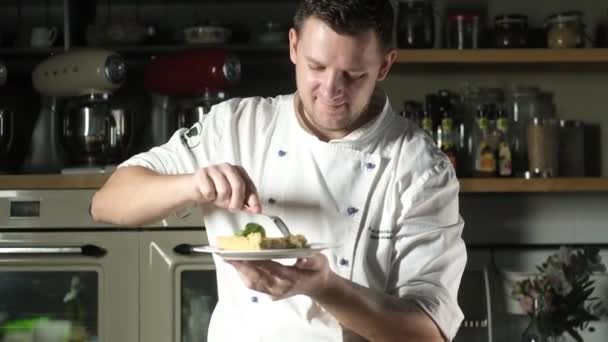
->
[293,0,395,51]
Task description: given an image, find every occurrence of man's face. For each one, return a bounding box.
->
[289,17,396,140]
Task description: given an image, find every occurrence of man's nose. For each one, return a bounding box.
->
[320,71,345,100]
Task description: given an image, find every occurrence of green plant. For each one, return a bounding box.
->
[511,247,607,342]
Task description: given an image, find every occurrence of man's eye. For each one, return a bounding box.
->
[309,64,324,71]
[347,73,365,80]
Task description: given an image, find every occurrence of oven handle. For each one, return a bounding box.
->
[173,244,209,256]
[0,244,107,257]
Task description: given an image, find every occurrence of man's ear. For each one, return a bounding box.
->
[377,49,398,82]
[289,28,299,65]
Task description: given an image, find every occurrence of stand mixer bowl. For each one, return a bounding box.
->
[62,94,113,166]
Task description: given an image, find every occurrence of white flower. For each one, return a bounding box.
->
[546,268,572,296]
[555,247,571,266]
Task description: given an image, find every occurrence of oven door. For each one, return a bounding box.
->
[140,230,216,342]
[0,231,139,342]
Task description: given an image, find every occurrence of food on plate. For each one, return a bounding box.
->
[217,223,308,251]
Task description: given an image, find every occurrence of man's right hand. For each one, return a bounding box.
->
[190,163,262,214]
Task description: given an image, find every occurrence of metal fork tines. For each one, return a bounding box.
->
[267,215,291,237]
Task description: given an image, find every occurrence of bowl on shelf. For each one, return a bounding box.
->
[255,21,288,45]
[178,25,232,45]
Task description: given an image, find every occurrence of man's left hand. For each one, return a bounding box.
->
[227,253,332,300]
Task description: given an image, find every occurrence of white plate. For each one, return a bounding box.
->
[193,243,336,261]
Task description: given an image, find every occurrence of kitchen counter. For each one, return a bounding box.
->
[2,174,608,192]
[0,174,109,189]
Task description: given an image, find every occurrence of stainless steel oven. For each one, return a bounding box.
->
[0,189,217,342]
[139,229,217,342]
[0,190,139,342]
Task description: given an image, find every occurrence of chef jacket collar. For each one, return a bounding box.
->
[289,91,394,149]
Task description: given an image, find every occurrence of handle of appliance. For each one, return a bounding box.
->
[0,244,107,257]
[7,109,14,153]
[125,108,136,157]
[0,109,14,155]
[174,244,210,256]
[105,112,118,149]
[63,105,71,139]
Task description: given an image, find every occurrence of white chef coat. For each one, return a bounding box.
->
[121,93,466,341]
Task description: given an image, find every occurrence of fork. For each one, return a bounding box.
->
[265,215,291,238]
[243,204,292,237]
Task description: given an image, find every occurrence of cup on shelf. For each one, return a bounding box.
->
[30,26,58,48]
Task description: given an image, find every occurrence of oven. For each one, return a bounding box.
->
[0,190,138,342]
[0,189,218,342]
[139,229,217,342]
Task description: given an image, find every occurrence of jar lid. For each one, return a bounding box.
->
[447,14,480,22]
[495,14,528,25]
[546,11,583,24]
[559,119,584,128]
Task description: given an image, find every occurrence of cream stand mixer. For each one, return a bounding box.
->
[22,49,127,173]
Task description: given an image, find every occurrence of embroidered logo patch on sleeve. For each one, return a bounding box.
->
[184,122,203,149]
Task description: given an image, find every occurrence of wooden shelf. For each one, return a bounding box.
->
[395,48,608,64]
[459,178,608,193]
[2,175,608,193]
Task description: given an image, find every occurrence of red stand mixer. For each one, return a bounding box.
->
[144,48,241,147]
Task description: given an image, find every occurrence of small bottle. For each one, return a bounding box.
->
[521,298,546,342]
[496,108,513,177]
[421,110,435,141]
[472,106,497,177]
[439,110,458,170]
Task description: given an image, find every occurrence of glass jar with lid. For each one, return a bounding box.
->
[396,0,435,48]
[546,11,585,48]
[494,14,528,48]
[446,14,480,49]
[527,117,559,177]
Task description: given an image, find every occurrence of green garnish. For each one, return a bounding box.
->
[236,223,266,238]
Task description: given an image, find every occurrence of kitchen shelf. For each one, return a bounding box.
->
[459,178,608,193]
[2,175,608,192]
[0,47,66,58]
[395,48,608,64]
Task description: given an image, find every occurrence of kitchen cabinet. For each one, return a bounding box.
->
[395,48,608,64]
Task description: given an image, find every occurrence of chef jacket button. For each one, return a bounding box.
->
[278,150,287,157]
[365,162,376,170]
[251,296,258,303]
[339,258,349,266]
[268,198,276,204]
[347,207,359,216]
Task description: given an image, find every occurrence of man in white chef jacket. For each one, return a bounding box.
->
[91,0,467,341]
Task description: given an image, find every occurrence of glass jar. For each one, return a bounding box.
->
[527,117,559,177]
[446,14,480,49]
[558,120,585,177]
[397,0,435,48]
[546,11,585,48]
[494,14,528,48]
[506,86,544,176]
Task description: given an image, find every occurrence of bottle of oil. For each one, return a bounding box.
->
[496,108,513,177]
[472,106,497,177]
[438,109,458,171]
[421,110,435,141]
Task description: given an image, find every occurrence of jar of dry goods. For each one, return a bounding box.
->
[546,11,585,48]
[494,14,528,48]
[527,117,559,177]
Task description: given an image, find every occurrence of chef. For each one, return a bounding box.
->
[91,0,467,341]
